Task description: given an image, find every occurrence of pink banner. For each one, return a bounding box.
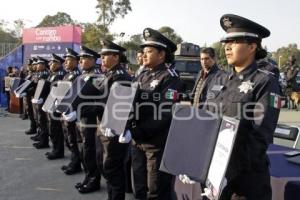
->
[23,25,81,44]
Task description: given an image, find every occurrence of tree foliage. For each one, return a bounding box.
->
[81,23,114,51]
[12,19,25,39]
[211,42,228,70]
[96,0,132,29]
[272,43,300,71]
[36,12,74,27]
[122,34,142,51]
[0,20,19,43]
[158,26,183,44]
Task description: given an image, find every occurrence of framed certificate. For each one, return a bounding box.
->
[14,80,32,97]
[205,117,239,199]
[43,81,72,113]
[10,78,23,92]
[56,75,106,114]
[33,80,50,101]
[100,82,138,135]
[160,104,240,197]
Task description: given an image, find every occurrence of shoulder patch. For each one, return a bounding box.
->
[171,69,179,77]
[167,69,174,77]
[93,68,100,74]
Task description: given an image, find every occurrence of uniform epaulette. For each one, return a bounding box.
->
[94,68,100,74]
[116,70,124,75]
[167,68,178,77]
[75,69,81,75]
[257,68,274,76]
[58,70,65,76]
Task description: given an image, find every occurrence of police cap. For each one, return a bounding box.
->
[99,39,126,55]
[79,45,100,59]
[140,28,177,53]
[35,56,49,65]
[220,14,270,42]
[49,53,65,64]
[64,48,79,60]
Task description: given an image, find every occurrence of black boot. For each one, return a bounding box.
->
[61,164,69,171]
[21,114,28,120]
[64,164,82,175]
[75,175,89,189]
[25,128,36,135]
[46,152,64,160]
[77,176,100,194]
[33,142,49,149]
[30,135,40,141]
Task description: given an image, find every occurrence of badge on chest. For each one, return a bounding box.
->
[238,80,254,94]
[150,79,159,89]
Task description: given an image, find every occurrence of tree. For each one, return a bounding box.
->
[211,42,228,70]
[272,43,300,71]
[0,20,19,43]
[81,23,114,51]
[12,19,25,40]
[0,29,19,43]
[96,0,132,29]
[158,26,183,44]
[122,34,142,51]
[36,12,74,27]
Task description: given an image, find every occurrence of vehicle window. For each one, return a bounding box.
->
[174,60,200,73]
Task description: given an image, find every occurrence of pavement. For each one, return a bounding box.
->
[0,108,299,200]
[0,111,135,200]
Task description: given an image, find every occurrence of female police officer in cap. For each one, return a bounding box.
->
[203,14,281,200]
[97,40,132,200]
[118,28,182,199]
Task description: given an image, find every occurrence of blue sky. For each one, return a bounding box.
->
[1,0,300,51]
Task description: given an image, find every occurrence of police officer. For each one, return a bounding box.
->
[121,28,182,200]
[98,40,132,200]
[204,14,281,199]
[63,46,101,193]
[45,54,66,159]
[60,48,82,175]
[192,47,225,108]
[285,55,300,109]
[32,57,50,149]
[135,50,146,77]
[29,58,42,141]
[24,58,38,135]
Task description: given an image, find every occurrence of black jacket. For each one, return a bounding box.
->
[205,62,281,180]
[129,63,182,147]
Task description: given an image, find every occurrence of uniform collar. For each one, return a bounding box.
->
[149,63,166,73]
[68,67,79,73]
[233,61,257,80]
[82,66,96,74]
[52,67,63,74]
[107,63,121,72]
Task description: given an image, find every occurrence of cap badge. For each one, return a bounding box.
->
[144,29,151,38]
[223,17,233,28]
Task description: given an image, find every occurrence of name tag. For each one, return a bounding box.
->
[211,85,224,91]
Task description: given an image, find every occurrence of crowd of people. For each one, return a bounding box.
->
[2,13,288,200]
